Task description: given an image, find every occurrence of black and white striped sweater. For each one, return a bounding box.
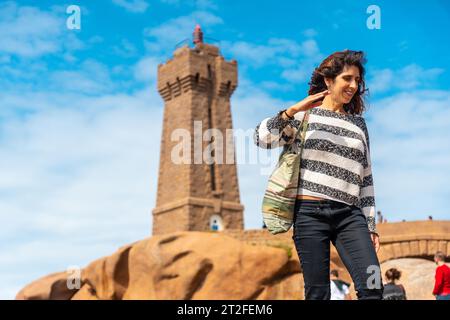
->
[254,106,377,233]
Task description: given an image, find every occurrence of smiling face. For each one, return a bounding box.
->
[325,64,361,105]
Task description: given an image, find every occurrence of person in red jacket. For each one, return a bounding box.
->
[433,251,450,300]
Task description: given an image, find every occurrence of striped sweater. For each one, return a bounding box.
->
[254,106,377,233]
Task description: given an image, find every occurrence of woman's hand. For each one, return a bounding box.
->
[285,89,330,118]
[370,232,380,253]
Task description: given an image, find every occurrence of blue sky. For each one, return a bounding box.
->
[1,0,449,299]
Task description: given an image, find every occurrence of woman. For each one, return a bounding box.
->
[383,268,407,300]
[254,50,383,300]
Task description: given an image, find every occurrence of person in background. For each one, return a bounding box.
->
[433,251,450,300]
[330,269,352,300]
[382,268,407,300]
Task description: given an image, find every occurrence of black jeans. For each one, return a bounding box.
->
[292,198,384,300]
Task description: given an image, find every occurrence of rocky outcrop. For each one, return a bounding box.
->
[16,231,306,300]
[17,226,446,300]
[16,272,78,300]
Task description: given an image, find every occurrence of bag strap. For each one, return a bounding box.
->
[295,109,311,189]
[282,109,311,157]
[291,109,310,152]
[298,109,310,143]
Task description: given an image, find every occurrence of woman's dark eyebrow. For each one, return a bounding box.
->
[343,74,361,79]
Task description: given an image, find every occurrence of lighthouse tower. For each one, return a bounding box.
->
[152,25,244,235]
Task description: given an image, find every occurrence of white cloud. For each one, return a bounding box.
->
[0,60,48,86]
[367,89,450,221]
[88,36,104,45]
[112,0,149,13]
[301,39,320,57]
[0,46,166,298]
[368,68,393,93]
[221,37,323,78]
[277,57,297,68]
[398,40,408,52]
[49,60,114,95]
[278,39,324,83]
[133,56,162,83]
[259,81,295,92]
[281,57,324,83]
[0,58,120,95]
[113,39,138,58]
[0,2,84,59]
[220,41,278,67]
[0,54,11,63]
[0,2,62,57]
[303,28,318,38]
[0,2,90,67]
[0,87,163,299]
[368,64,445,94]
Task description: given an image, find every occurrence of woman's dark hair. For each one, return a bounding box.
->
[385,268,402,281]
[308,49,368,115]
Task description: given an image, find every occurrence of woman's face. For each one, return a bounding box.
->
[326,65,361,105]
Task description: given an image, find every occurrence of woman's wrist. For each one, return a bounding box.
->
[283,109,294,120]
[282,107,296,119]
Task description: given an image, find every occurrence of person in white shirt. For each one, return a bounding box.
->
[330,269,352,300]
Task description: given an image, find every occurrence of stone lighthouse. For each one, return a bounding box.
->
[152,25,244,235]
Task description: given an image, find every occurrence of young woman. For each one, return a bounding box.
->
[254,50,383,300]
[383,268,407,300]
